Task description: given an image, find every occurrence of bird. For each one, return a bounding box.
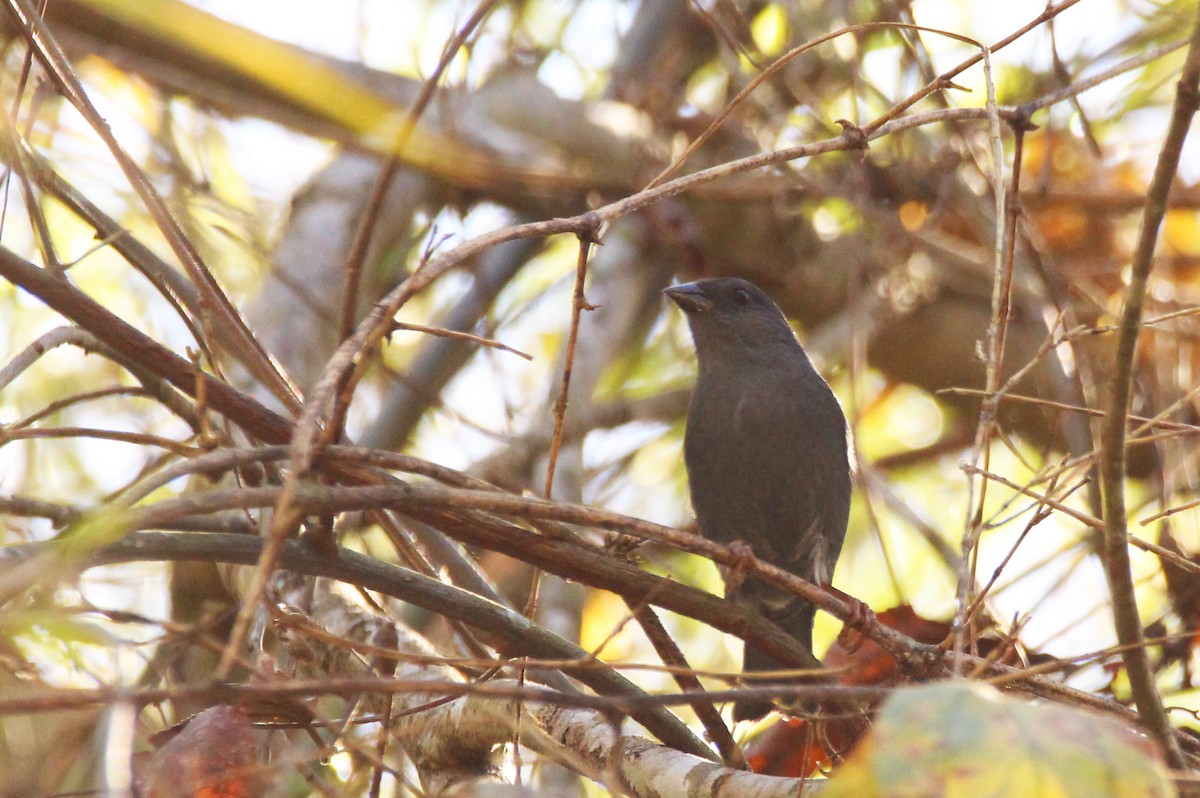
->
[664,276,852,722]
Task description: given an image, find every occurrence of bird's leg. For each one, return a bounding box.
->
[826,584,875,655]
[722,540,758,599]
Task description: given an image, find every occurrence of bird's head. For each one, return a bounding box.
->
[664,277,801,361]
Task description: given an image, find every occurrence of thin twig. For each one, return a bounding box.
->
[390,321,532,361]
[621,598,745,769]
[2,0,300,413]
[953,36,1008,675]
[0,426,198,458]
[543,226,599,499]
[307,0,502,553]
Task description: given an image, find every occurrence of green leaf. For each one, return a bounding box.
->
[824,681,1175,798]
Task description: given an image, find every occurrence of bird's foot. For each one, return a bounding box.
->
[828,585,876,655]
[723,540,758,598]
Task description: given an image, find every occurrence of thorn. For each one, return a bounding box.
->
[834,119,869,156]
[576,211,604,245]
[1008,103,1040,133]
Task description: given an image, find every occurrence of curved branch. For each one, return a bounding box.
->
[0,325,200,431]
[1098,3,1200,771]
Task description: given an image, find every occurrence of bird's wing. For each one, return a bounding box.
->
[686,370,848,579]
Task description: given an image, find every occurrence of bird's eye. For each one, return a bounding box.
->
[733,288,751,306]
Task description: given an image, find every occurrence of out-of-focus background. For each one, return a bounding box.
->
[2,0,1199,794]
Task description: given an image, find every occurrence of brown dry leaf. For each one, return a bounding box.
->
[133,705,266,798]
[745,605,950,777]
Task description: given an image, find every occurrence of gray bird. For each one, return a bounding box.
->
[664,277,852,722]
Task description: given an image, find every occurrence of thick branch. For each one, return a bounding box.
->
[0,531,713,761]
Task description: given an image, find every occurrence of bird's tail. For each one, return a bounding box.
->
[733,598,817,723]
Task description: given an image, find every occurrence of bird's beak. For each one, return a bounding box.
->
[663,282,713,313]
